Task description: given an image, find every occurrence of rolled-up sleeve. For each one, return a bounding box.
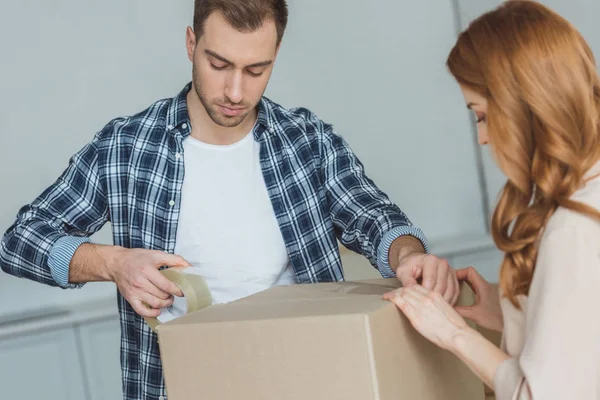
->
[321,127,429,277]
[0,132,109,288]
[493,226,600,399]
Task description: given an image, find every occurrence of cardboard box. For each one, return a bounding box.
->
[157,278,485,400]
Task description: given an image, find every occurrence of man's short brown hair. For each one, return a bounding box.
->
[193,0,289,46]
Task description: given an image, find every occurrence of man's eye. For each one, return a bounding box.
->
[247,70,263,77]
[211,63,227,71]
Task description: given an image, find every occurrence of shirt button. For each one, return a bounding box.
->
[175,152,182,159]
[159,396,165,400]
[182,123,188,130]
[169,200,175,207]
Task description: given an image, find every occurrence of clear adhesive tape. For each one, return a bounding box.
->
[144,268,213,333]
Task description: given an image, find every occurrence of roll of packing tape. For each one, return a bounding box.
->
[144,267,213,333]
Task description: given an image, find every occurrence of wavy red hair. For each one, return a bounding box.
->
[447,1,600,307]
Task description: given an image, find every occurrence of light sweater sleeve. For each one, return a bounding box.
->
[493,226,600,400]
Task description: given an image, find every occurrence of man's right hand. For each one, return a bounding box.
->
[70,244,192,318]
[454,266,503,332]
[104,248,192,318]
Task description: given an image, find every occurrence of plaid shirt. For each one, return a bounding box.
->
[0,83,428,400]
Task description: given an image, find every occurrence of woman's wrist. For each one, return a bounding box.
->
[448,323,510,389]
[448,325,482,354]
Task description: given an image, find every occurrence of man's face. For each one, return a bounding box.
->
[186,12,279,128]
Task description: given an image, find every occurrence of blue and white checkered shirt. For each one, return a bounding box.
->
[0,83,428,399]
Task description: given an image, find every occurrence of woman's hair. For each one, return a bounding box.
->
[446,1,600,307]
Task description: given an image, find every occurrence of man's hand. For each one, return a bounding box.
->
[70,244,192,318]
[389,236,459,305]
[454,266,503,332]
[106,248,192,318]
[395,252,460,305]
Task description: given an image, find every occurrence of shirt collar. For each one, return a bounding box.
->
[165,82,193,136]
[166,82,274,140]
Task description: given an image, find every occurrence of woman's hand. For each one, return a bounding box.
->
[454,266,503,332]
[383,285,470,350]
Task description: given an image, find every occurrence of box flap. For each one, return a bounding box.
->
[232,278,402,302]
[159,279,402,328]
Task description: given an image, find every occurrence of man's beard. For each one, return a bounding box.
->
[192,64,252,128]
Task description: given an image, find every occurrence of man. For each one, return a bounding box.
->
[0,0,459,399]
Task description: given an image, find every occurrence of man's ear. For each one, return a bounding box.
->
[185,26,197,62]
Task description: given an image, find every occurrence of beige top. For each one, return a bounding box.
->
[493,163,600,400]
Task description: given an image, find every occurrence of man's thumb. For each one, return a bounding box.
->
[162,254,192,268]
[398,272,418,288]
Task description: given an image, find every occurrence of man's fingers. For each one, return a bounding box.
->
[421,258,438,290]
[443,273,455,303]
[450,273,461,306]
[397,265,420,288]
[148,269,184,297]
[399,274,418,288]
[131,299,161,318]
[155,252,192,269]
[139,292,174,311]
[433,258,449,296]
[144,280,176,302]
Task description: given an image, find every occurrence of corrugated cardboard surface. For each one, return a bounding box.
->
[158,279,485,400]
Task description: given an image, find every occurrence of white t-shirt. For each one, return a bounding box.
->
[174,131,296,304]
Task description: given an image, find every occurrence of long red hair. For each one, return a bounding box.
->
[447,1,600,307]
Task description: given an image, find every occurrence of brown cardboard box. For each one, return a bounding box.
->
[157,278,485,400]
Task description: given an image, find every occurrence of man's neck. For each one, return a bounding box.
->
[186,90,258,146]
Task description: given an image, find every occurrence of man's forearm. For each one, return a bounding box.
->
[68,243,117,284]
[388,235,426,272]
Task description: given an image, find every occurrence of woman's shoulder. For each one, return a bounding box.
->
[545,174,600,236]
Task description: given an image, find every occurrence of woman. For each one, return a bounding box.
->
[384,1,600,399]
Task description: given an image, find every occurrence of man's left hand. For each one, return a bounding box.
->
[394,252,460,306]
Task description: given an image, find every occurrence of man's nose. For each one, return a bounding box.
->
[224,71,243,104]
